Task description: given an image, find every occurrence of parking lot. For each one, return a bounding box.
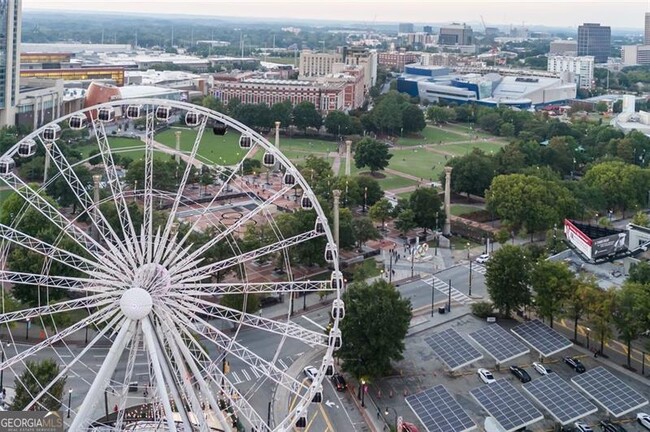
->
[372,314,650,432]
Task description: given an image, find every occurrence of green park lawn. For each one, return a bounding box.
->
[397,126,465,146]
[0,188,12,202]
[443,123,495,139]
[76,137,151,161]
[389,148,447,181]
[440,140,506,157]
[155,128,244,165]
[451,204,484,216]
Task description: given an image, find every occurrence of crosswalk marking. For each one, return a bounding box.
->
[422,277,474,305]
[231,372,241,384]
[278,359,288,370]
[464,264,487,275]
[240,369,250,381]
[251,368,261,378]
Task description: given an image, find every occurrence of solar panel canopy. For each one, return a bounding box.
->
[522,373,598,425]
[511,319,572,357]
[405,385,477,432]
[470,379,544,432]
[468,324,529,364]
[572,366,649,417]
[424,328,483,370]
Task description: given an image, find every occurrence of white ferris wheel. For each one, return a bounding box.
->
[0,99,344,431]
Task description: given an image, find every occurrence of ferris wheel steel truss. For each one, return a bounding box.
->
[0,99,344,432]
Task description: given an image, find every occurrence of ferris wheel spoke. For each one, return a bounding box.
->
[141,317,181,431]
[1,306,119,373]
[163,184,294,270]
[175,280,332,296]
[154,316,211,432]
[0,293,116,326]
[160,315,244,432]
[154,116,208,265]
[0,223,124,279]
[23,313,124,412]
[177,298,328,347]
[161,143,258,265]
[175,309,307,395]
[0,174,131,275]
[173,230,324,283]
[0,270,122,294]
[69,318,136,431]
[143,110,155,263]
[43,140,137,268]
[113,323,142,430]
[91,118,142,266]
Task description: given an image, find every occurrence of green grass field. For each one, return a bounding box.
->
[389,148,447,181]
[440,141,506,157]
[155,128,245,165]
[451,204,484,216]
[76,137,150,161]
[443,123,495,139]
[0,188,12,202]
[397,126,465,146]
[260,56,297,65]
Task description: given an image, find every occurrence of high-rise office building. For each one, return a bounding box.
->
[547,55,594,89]
[0,0,21,126]
[438,24,474,46]
[423,26,433,34]
[398,23,414,34]
[577,23,611,63]
[645,13,650,44]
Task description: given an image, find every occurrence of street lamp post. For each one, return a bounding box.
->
[384,407,399,431]
[25,318,30,340]
[361,379,366,408]
[362,187,368,213]
[585,327,591,350]
[434,212,439,256]
[67,389,73,418]
[467,243,472,297]
[0,349,4,389]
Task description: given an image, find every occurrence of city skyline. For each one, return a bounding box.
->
[22,0,650,30]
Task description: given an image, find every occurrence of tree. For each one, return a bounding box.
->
[583,161,650,214]
[336,280,412,379]
[352,217,381,249]
[353,138,393,174]
[485,245,531,317]
[292,101,322,132]
[270,100,293,127]
[369,91,404,134]
[629,261,650,285]
[530,261,574,328]
[401,104,426,133]
[564,275,598,342]
[486,174,578,239]
[13,358,66,410]
[394,209,416,236]
[324,110,351,136]
[409,188,444,234]
[442,149,495,198]
[587,287,616,355]
[201,95,225,113]
[369,198,393,230]
[499,122,515,137]
[613,283,646,368]
[632,211,650,227]
[219,294,261,315]
[595,101,608,113]
[356,175,383,207]
[426,106,455,124]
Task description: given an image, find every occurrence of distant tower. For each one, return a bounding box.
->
[646,13,650,45]
[0,0,22,126]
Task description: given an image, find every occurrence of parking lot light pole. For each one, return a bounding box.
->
[385,407,398,431]
[67,389,73,418]
[585,327,591,349]
[467,243,472,297]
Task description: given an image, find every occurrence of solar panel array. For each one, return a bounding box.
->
[470,379,544,432]
[572,366,649,417]
[405,385,477,432]
[468,324,529,364]
[424,328,483,370]
[511,319,572,357]
[522,373,598,425]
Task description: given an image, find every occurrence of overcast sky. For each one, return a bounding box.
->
[22,1,649,29]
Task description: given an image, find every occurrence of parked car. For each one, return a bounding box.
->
[303,366,318,381]
[637,413,650,430]
[476,254,490,264]
[574,421,593,432]
[599,420,627,432]
[477,368,496,384]
[563,356,586,373]
[331,373,347,391]
[401,422,420,432]
[509,365,531,383]
[532,362,552,375]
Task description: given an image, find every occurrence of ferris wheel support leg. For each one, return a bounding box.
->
[68,319,135,430]
[141,317,182,431]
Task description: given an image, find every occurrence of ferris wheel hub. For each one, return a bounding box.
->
[120,287,153,320]
[133,263,172,295]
